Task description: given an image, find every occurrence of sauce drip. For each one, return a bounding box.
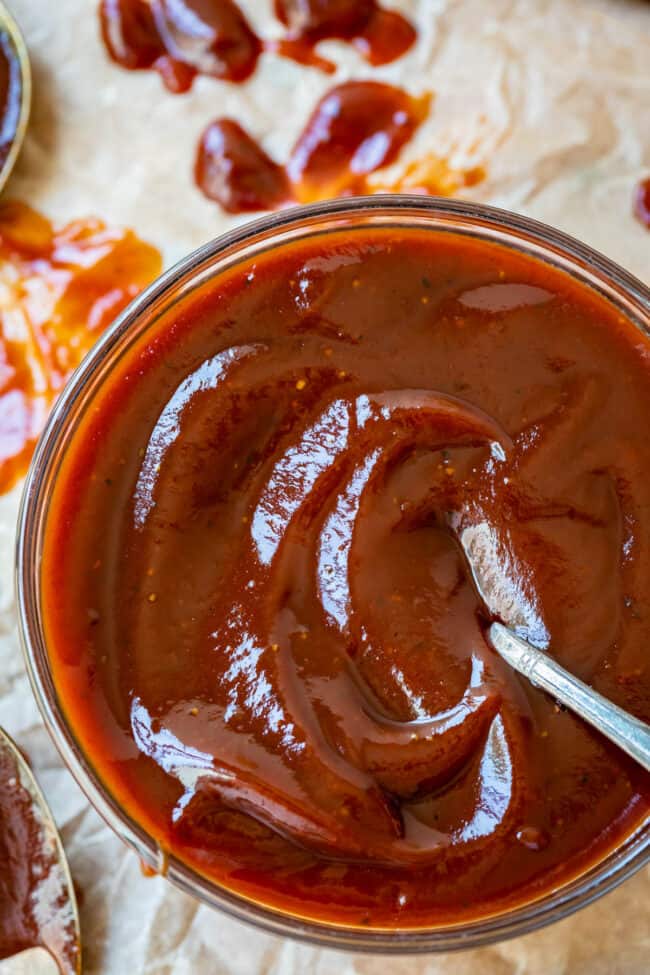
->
[634,177,650,229]
[43,227,650,928]
[272,0,416,72]
[196,81,435,212]
[0,201,161,494]
[0,28,23,171]
[99,0,262,93]
[0,742,79,973]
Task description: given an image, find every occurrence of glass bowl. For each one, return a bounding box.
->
[16,196,650,953]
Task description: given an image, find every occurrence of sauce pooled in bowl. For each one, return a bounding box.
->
[41,226,650,927]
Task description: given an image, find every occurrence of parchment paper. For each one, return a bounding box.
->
[1,1,649,972]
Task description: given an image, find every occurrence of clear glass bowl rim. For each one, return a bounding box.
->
[15,195,650,954]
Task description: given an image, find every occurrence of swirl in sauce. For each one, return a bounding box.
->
[43,229,650,926]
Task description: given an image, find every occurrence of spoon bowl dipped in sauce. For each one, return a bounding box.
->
[17,197,650,951]
[459,528,650,772]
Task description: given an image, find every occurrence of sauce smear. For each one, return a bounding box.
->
[196,81,436,212]
[43,225,650,928]
[0,201,161,494]
[634,177,650,229]
[99,0,416,88]
[99,0,262,92]
[272,0,416,72]
[195,118,291,213]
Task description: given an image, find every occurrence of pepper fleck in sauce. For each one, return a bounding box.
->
[0,201,161,494]
[272,0,416,73]
[42,228,650,927]
[196,81,450,213]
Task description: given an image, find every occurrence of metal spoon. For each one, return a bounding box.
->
[460,522,650,773]
[0,0,31,193]
[489,622,650,772]
[0,728,81,975]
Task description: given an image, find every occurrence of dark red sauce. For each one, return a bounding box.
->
[0,741,79,972]
[0,201,161,494]
[273,0,416,73]
[634,177,650,229]
[0,745,39,960]
[99,0,262,93]
[43,226,650,927]
[196,81,431,212]
[195,118,291,214]
[0,28,23,170]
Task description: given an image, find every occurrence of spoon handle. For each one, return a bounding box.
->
[488,622,650,773]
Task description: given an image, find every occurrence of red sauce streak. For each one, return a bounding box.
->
[634,177,650,229]
[43,227,650,928]
[99,0,262,93]
[0,201,161,494]
[0,28,23,170]
[272,0,416,73]
[196,81,438,213]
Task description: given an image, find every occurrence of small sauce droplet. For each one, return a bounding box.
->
[633,177,650,230]
[99,0,262,92]
[139,858,158,877]
[0,201,161,494]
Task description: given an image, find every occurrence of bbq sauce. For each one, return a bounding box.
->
[634,177,650,229]
[273,0,416,73]
[0,201,160,494]
[0,744,79,973]
[196,81,432,212]
[99,0,416,90]
[99,0,262,92]
[43,226,650,927]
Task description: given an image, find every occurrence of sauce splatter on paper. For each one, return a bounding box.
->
[99,0,416,91]
[634,177,650,230]
[0,201,161,493]
[99,0,262,93]
[196,81,484,213]
[272,0,416,73]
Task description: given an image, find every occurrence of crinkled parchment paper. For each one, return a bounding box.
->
[0,1,649,972]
